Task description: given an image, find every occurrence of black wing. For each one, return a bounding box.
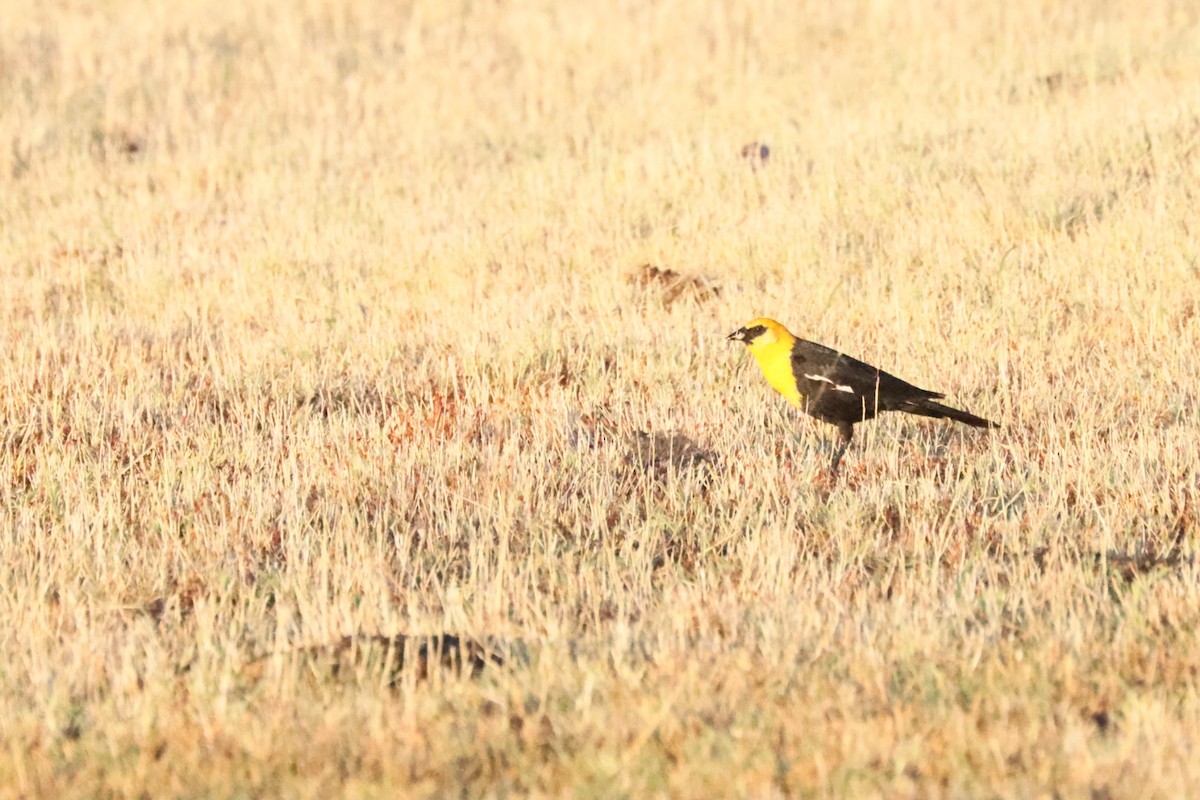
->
[790,339,941,423]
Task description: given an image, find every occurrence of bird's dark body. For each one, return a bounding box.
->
[790,339,947,427]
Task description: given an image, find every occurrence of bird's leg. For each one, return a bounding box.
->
[830,422,854,474]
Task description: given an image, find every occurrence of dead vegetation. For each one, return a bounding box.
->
[628,263,722,307]
[2,0,1200,796]
[237,634,518,685]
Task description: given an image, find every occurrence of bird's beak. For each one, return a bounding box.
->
[726,328,746,342]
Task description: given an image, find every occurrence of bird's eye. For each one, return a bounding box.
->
[744,325,767,340]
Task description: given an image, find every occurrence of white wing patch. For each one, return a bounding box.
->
[805,373,856,394]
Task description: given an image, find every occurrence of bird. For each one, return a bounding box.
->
[726,317,997,472]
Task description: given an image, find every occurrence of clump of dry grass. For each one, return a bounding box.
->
[629,263,723,307]
[2,0,1200,795]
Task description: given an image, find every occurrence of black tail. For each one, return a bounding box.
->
[903,399,998,429]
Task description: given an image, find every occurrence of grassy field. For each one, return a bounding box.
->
[3,0,1200,795]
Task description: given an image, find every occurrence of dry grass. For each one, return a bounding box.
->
[2,0,1200,795]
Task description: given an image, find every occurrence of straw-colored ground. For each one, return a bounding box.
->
[3,0,1200,795]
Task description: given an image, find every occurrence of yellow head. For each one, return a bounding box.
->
[725,318,796,353]
[726,318,803,407]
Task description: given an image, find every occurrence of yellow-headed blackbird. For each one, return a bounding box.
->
[727,318,997,471]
